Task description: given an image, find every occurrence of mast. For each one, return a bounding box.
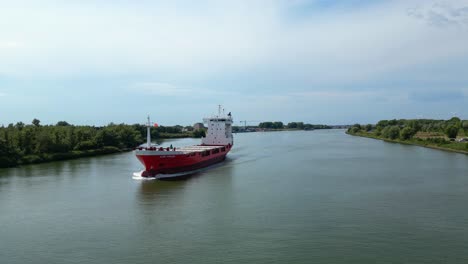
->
[147,115,151,147]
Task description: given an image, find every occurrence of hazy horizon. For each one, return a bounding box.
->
[1,0,467,126]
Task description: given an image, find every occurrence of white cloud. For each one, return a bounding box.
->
[408,1,468,28]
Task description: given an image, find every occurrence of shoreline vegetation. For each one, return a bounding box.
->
[0,119,206,168]
[0,119,333,168]
[347,117,468,155]
[234,122,333,132]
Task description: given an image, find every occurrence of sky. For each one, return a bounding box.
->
[1,0,468,126]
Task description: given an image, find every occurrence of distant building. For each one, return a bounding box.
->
[193,123,205,130]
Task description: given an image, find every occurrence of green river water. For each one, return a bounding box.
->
[1,130,468,263]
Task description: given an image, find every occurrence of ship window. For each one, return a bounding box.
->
[221,147,226,152]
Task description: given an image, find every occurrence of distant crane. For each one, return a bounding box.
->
[238,120,262,130]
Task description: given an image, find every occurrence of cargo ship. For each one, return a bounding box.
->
[133,108,233,179]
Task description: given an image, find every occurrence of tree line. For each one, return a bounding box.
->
[258,121,331,130]
[0,119,205,167]
[348,117,468,140]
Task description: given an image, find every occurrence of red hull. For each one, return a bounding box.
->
[135,145,232,177]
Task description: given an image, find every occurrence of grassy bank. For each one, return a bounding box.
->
[347,131,468,155]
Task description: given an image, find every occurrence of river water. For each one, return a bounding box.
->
[1,130,468,264]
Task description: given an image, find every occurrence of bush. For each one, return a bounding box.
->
[74,140,97,151]
[388,126,400,139]
[349,127,360,134]
[426,137,449,145]
[374,127,382,136]
[20,155,43,164]
[381,126,400,139]
[192,129,206,138]
[400,127,415,140]
[445,125,459,139]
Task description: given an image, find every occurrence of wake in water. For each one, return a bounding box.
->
[132,159,231,181]
[132,170,197,180]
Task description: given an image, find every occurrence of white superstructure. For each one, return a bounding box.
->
[201,106,233,146]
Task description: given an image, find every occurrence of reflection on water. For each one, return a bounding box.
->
[137,158,235,204]
[138,180,186,200]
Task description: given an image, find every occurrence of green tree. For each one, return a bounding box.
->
[273,122,284,129]
[74,140,97,151]
[407,120,422,132]
[388,119,398,126]
[462,120,468,133]
[388,126,400,139]
[259,122,273,129]
[400,127,415,140]
[348,126,360,134]
[95,128,119,147]
[32,118,41,127]
[381,126,400,139]
[193,129,206,138]
[0,138,20,167]
[35,130,53,153]
[445,125,459,139]
[287,122,298,129]
[376,120,388,129]
[374,127,382,136]
[15,122,25,130]
[56,121,71,126]
[448,117,461,128]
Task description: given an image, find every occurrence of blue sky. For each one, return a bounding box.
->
[1,0,468,126]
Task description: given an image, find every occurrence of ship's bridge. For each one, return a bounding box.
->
[202,108,233,146]
[203,117,233,124]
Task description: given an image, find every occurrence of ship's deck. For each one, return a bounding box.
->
[177,145,223,154]
[135,145,225,155]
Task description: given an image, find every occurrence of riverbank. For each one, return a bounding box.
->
[1,147,131,168]
[0,133,205,168]
[234,128,334,133]
[347,131,468,155]
[0,120,207,168]
[1,135,199,168]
